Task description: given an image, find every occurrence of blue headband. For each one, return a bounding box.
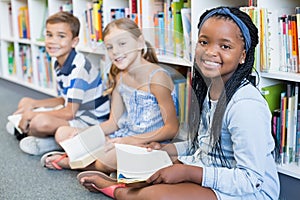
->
[199,8,251,52]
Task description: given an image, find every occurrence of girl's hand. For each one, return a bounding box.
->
[108,136,140,145]
[147,164,187,184]
[144,142,163,151]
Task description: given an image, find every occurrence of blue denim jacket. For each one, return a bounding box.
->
[175,82,280,200]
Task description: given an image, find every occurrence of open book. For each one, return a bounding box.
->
[59,125,106,169]
[115,143,173,184]
[7,105,64,134]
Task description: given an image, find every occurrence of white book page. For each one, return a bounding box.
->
[59,125,106,162]
[115,144,173,182]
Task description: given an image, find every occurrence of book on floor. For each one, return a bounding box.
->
[59,125,106,169]
[115,143,173,184]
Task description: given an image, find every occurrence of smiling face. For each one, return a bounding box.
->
[103,26,144,71]
[45,22,79,66]
[195,17,246,83]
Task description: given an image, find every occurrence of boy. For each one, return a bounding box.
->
[9,11,110,155]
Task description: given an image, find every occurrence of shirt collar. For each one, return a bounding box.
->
[55,48,77,75]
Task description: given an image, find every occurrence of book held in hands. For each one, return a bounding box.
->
[59,125,106,169]
[115,143,173,184]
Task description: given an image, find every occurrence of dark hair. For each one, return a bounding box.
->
[102,18,158,95]
[46,11,80,38]
[188,6,259,167]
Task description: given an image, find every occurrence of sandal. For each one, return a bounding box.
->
[40,151,67,170]
[77,171,125,198]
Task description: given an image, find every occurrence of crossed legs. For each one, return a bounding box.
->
[78,172,217,200]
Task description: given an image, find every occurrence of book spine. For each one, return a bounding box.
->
[291,15,298,72]
[280,92,287,164]
[287,15,293,72]
[158,12,166,55]
[7,43,14,75]
[293,83,299,162]
[296,7,300,70]
[92,1,101,42]
[286,93,295,163]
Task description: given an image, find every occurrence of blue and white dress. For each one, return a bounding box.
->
[109,68,178,139]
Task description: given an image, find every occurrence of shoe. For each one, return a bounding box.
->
[40,151,67,170]
[6,121,15,135]
[6,121,28,140]
[19,136,62,156]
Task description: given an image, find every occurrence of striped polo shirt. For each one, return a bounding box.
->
[55,48,110,125]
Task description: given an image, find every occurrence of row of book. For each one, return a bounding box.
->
[82,1,103,44]
[36,47,53,89]
[19,45,32,83]
[242,6,300,73]
[80,0,191,61]
[163,65,191,129]
[278,9,300,73]
[6,44,53,88]
[262,82,300,166]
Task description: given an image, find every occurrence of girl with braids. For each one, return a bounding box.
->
[77,6,279,200]
[41,18,179,173]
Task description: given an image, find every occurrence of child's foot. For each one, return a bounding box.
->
[40,151,69,170]
[77,171,125,197]
[19,136,62,155]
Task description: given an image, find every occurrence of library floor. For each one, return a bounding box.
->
[0,78,110,200]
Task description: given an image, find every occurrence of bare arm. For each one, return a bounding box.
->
[15,97,65,114]
[110,71,179,145]
[100,80,124,136]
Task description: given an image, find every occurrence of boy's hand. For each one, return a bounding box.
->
[15,97,35,114]
[18,111,33,133]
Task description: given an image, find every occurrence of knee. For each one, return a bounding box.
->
[29,114,50,136]
[55,126,76,143]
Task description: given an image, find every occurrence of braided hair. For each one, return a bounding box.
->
[188,6,259,167]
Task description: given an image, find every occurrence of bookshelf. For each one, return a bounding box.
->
[0,0,299,187]
[0,0,192,97]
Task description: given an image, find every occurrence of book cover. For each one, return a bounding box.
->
[261,83,286,113]
[59,125,106,169]
[115,143,173,184]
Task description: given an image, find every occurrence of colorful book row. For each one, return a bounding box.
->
[262,82,300,166]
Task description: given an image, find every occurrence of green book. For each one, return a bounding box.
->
[261,83,286,113]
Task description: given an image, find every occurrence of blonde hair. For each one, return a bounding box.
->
[103,18,158,95]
